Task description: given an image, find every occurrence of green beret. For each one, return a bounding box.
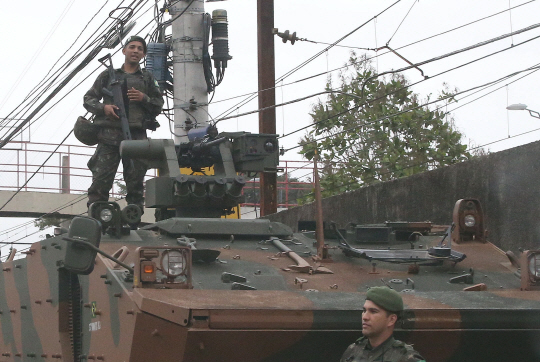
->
[124,35,147,53]
[366,286,403,313]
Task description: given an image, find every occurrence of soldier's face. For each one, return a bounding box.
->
[361,300,397,338]
[123,41,145,65]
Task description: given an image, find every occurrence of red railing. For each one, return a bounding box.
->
[0,141,316,207]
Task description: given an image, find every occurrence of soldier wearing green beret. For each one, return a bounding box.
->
[83,35,163,213]
[340,287,426,362]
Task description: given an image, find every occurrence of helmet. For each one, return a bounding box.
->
[74,116,99,146]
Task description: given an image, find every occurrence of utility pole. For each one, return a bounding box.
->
[313,149,328,261]
[171,0,209,142]
[257,0,277,216]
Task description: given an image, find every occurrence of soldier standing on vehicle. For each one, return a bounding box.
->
[83,35,164,212]
[340,287,426,362]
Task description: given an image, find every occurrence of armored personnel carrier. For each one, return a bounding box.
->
[0,128,538,362]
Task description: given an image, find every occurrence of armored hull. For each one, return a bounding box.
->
[0,216,537,362]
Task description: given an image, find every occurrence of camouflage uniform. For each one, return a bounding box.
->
[340,336,425,362]
[84,65,163,208]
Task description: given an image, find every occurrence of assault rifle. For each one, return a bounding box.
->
[97,53,133,168]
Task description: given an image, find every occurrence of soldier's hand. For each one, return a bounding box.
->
[127,87,145,102]
[104,104,120,120]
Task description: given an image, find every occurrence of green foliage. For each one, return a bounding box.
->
[34,215,64,230]
[299,53,471,198]
[115,181,127,196]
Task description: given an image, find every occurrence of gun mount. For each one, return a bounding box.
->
[120,127,279,218]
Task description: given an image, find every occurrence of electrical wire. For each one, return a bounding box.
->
[215,0,538,121]
[387,0,419,45]
[215,90,344,124]
[0,0,160,145]
[0,46,101,145]
[288,115,540,204]
[0,194,88,249]
[0,0,184,246]
[0,0,147,125]
[208,0,537,112]
[215,0,404,120]
[212,29,539,142]
[283,62,540,153]
[0,130,74,211]
[0,0,78,113]
[2,1,138,114]
[0,7,125,132]
[279,31,540,142]
[285,64,540,194]
[362,21,540,96]
[159,0,195,28]
[448,67,540,115]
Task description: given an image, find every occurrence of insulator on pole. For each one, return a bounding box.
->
[211,9,233,68]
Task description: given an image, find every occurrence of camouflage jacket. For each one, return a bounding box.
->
[340,336,425,362]
[83,65,163,130]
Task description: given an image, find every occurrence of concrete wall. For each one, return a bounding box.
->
[266,140,540,252]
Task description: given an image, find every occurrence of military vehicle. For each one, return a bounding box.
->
[2,1,539,360]
[0,126,539,362]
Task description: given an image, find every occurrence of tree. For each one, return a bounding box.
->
[299,53,471,198]
[34,214,65,230]
[114,180,127,196]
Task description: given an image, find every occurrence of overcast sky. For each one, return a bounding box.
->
[0,0,539,245]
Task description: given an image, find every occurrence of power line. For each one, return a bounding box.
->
[278,0,403,82]
[215,90,357,124]
[387,0,419,45]
[0,0,151,133]
[393,0,536,52]
[362,20,540,94]
[284,64,540,201]
[0,1,132,129]
[0,130,74,211]
[10,1,114,113]
[284,62,540,153]
[289,115,540,204]
[447,66,540,116]
[288,64,540,190]
[212,7,540,137]
[279,31,540,142]
[209,0,536,118]
[0,0,78,113]
[0,194,88,242]
[215,0,404,120]
[0,0,161,145]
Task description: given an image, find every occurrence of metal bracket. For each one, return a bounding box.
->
[174,103,203,111]
[170,6,205,15]
[174,36,204,42]
[377,45,428,79]
[173,55,203,63]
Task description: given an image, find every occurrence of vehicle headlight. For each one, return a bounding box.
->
[464,214,475,228]
[264,140,276,153]
[100,208,113,223]
[161,250,186,277]
[529,254,540,279]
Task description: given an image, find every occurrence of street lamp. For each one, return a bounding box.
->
[507,103,540,119]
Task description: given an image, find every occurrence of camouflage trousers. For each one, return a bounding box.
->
[87,142,147,209]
